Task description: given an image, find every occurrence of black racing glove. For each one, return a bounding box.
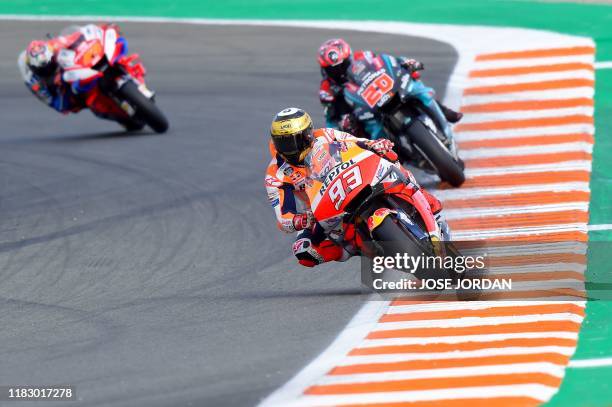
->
[399,57,424,72]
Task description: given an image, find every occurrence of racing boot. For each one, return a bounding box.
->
[437,100,463,123]
[293,234,347,268]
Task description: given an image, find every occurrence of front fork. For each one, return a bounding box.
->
[113,74,155,118]
[367,198,448,258]
[407,80,459,157]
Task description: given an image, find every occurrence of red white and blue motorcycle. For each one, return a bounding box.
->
[56,24,168,133]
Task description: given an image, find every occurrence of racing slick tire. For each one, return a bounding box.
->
[371,214,480,300]
[370,214,451,282]
[117,81,169,133]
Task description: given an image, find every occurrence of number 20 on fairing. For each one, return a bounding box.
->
[328,166,363,210]
[360,73,394,108]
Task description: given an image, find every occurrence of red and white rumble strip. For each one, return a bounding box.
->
[258,22,594,407]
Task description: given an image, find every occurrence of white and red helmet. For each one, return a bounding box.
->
[26,40,56,76]
[318,38,352,82]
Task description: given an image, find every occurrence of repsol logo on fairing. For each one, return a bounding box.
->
[319,159,356,195]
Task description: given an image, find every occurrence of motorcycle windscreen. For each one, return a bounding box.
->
[305,140,343,182]
[77,41,104,67]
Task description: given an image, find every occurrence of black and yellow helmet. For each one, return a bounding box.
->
[270,107,314,166]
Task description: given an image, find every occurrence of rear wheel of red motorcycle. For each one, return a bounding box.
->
[117,81,169,134]
[408,120,465,187]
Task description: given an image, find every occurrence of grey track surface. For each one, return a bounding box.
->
[0,21,456,407]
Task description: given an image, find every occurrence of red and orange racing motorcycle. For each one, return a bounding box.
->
[56,24,168,133]
[304,138,468,286]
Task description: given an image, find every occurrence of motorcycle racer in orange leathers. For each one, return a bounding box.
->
[265,107,449,267]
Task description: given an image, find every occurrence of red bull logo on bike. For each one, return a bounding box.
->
[367,207,395,232]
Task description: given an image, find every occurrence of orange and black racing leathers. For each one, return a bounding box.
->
[265,127,443,267]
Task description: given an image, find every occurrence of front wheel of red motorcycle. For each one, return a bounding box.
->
[371,215,443,280]
[117,81,169,134]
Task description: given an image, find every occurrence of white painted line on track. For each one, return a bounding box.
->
[461,106,594,124]
[387,300,585,313]
[316,363,566,384]
[374,313,584,330]
[569,357,612,368]
[473,55,594,70]
[587,224,612,231]
[464,161,592,177]
[341,347,579,365]
[445,202,589,219]
[433,182,590,200]
[469,242,587,256]
[459,142,592,160]
[462,87,594,106]
[361,332,582,347]
[360,332,580,347]
[491,281,586,292]
[467,70,594,87]
[594,61,612,69]
[287,384,558,406]
[452,223,588,240]
[485,264,586,275]
[456,124,593,142]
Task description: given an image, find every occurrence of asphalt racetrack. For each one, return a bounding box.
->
[0,21,456,406]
